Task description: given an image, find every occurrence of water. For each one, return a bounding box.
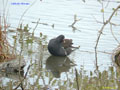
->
[0,0,120,89]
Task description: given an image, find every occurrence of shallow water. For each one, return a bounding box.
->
[0,0,120,89]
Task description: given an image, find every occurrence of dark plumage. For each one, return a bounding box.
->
[114,52,120,66]
[48,35,74,56]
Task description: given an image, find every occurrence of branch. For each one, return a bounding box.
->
[95,5,120,68]
[13,64,32,90]
[69,14,81,27]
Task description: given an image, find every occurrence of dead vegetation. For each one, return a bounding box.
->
[0,16,16,62]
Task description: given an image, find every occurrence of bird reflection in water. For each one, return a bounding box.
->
[46,56,76,78]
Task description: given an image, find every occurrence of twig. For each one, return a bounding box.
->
[13,64,32,90]
[69,14,81,27]
[69,14,81,32]
[110,22,120,26]
[102,2,105,23]
[32,22,48,25]
[105,0,110,8]
[92,15,103,24]
[95,5,120,69]
[20,83,24,90]
[32,21,54,28]
[79,50,112,54]
[75,68,79,90]
[110,23,120,44]
[18,0,37,27]
[18,49,23,82]
[32,18,40,33]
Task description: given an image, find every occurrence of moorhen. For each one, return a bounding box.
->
[48,35,79,56]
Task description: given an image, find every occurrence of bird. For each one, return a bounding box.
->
[114,52,120,66]
[48,35,79,56]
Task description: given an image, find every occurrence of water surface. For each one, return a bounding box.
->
[0,0,120,89]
